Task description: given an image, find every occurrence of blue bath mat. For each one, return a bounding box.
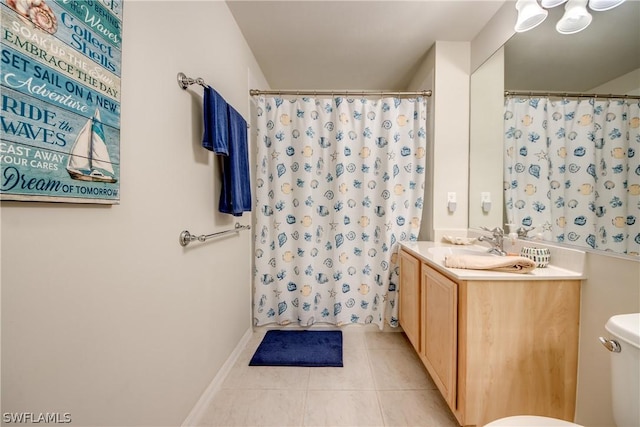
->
[249,330,343,367]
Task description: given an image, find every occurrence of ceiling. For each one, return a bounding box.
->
[227,1,507,90]
[227,0,640,92]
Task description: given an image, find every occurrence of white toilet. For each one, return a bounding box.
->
[484,313,640,427]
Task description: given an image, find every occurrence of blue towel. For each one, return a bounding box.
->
[219,105,251,216]
[202,87,229,155]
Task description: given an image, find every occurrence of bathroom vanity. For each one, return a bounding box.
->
[398,241,585,427]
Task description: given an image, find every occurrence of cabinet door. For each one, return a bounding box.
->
[398,249,421,352]
[422,265,458,408]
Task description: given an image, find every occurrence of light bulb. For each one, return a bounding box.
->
[515,0,549,32]
[541,0,568,7]
[588,0,626,11]
[556,0,592,34]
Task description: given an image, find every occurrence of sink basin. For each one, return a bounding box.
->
[427,245,495,259]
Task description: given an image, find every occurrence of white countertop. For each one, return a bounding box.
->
[400,241,587,281]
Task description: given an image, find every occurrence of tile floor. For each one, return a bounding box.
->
[197,327,459,427]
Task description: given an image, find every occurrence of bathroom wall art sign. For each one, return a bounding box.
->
[1,0,123,204]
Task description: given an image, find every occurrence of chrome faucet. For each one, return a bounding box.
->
[516,226,534,239]
[478,226,507,256]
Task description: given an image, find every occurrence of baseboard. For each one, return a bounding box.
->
[181,327,253,427]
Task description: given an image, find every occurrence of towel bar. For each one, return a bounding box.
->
[178,72,250,128]
[179,222,251,246]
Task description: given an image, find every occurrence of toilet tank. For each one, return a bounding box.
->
[604,313,640,427]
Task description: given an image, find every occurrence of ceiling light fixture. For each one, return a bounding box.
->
[514,0,625,34]
[588,0,626,11]
[541,0,568,7]
[514,0,549,32]
[556,0,593,34]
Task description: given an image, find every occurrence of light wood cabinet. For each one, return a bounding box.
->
[399,248,421,353]
[422,265,458,409]
[398,248,581,427]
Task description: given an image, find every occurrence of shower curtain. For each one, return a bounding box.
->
[252,95,427,328]
[504,97,640,255]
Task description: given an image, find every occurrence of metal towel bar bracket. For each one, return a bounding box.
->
[177,72,207,89]
[179,222,251,247]
[177,71,251,128]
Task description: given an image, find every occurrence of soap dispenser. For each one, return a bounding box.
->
[505,223,518,245]
[532,224,544,241]
[504,224,519,255]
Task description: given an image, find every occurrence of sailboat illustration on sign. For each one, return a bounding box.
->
[66,109,117,183]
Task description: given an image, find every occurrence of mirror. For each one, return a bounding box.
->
[469,1,640,256]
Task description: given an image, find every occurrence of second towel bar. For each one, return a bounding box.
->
[179,222,251,247]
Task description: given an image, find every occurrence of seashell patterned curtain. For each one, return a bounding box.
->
[504,97,640,255]
[252,95,427,329]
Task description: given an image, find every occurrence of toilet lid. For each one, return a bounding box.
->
[484,415,583,427]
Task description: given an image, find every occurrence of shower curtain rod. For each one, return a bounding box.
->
[505,90,640,100]
[250,89,431,98]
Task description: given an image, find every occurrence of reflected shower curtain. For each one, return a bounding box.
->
[253,95,427,328]
[504,97,640,255]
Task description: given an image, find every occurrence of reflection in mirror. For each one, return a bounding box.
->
[469,1,640,257]
[504,95,639,255]
[504,3,640,93]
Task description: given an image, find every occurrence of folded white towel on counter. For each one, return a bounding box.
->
[442,235,477,245]
[444,255,536,274]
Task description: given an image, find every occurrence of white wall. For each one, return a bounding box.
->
[408,42,470,241]
[470,2,516,73]
[0,2,268,426]
[407,47,436,241]
[469,47,504,229]
[431,42,471,241]
[575,253,640,427]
